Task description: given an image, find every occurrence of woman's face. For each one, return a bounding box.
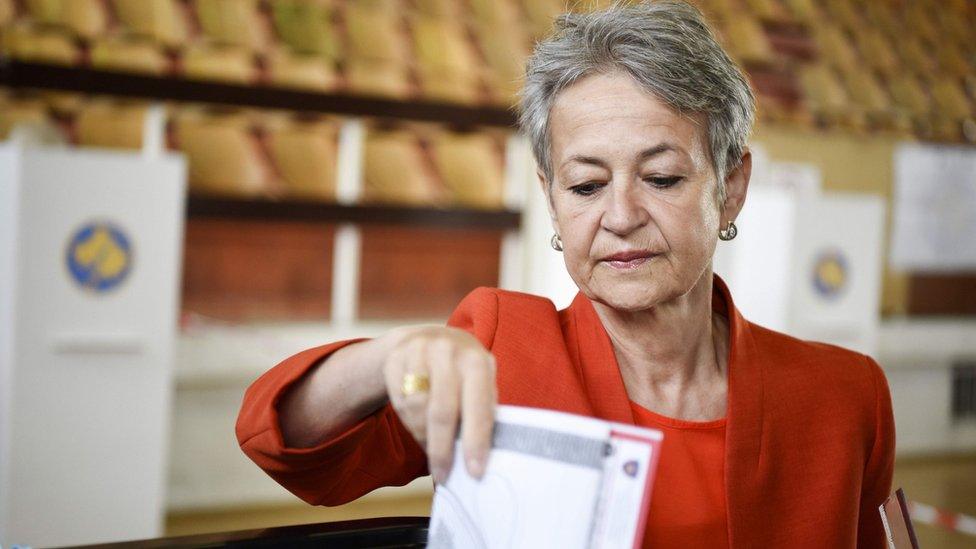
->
[544,71,748,312]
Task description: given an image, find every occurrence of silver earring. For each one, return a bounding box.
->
[719,221,738,241]
[550,233,563,251]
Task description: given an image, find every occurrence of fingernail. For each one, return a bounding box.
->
[432,466,448,484]
[466,455,485,479]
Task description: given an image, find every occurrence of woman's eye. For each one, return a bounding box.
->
[569,182,604,196]
[645,176,683,188]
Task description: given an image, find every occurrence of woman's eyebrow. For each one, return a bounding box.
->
[560,142,686,173]
[563,155,609,170]
[636,143,683,161]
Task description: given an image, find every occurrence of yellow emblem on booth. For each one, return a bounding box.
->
[812,249,847,299]
[66,221,133,292]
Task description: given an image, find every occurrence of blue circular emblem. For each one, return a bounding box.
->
[812,249,848,300]
[65,221,133,293]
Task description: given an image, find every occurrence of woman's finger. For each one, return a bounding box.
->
[425,338,461,484]
[460,350,496,479]
[385,337,428,445]
[398,337,430,446]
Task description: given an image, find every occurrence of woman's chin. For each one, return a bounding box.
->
[587,284,668,313]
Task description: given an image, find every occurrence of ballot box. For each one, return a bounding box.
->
[0,138,186,547]
[60,517,429,548]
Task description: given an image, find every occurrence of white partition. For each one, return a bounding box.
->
[713,184,799,332]
[0,139,186,547]
[788,194,886,354]
[518,160,579,311]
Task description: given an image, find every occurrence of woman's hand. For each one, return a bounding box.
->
[380,325,497,484]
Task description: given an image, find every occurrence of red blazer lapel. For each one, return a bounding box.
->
[716,276,768,548]
[565,292,636,424]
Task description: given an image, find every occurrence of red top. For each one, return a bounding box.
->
[236,276,895,548]
[630,401,728,549]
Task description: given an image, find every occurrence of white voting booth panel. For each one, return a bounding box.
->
[0,141,186,547]
[517,162,578,310]
[712,184,798,331]
[788,195,885,353]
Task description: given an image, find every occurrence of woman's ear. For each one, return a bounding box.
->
[722,149,752,222]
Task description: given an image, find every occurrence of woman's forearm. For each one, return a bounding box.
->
[271,323,496,481]
[277,337,392,449]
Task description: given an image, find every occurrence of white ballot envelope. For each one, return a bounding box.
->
[428,405,664,549]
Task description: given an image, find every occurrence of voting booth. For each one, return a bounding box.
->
[0,135,186,547]
[714,153,886,355]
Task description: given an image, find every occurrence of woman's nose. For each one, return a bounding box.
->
[600,181,649,236]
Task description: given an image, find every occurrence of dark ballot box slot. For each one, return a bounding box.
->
[61,517,429,549]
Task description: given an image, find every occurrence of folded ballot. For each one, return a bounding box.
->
[428,405,663,549]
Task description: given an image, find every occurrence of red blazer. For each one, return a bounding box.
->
[237,276,895,548]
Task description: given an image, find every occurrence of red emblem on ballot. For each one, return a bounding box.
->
[623,460,639,477]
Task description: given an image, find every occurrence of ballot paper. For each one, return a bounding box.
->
[428,405,663,549]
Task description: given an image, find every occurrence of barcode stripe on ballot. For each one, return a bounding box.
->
[492,422,608,469]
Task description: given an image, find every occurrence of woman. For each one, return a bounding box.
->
[237,2,894,547]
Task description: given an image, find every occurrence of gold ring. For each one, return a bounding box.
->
[400,372,430,396]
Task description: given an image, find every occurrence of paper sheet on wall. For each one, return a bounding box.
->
[427,405,663,549]
[890,144,976,271]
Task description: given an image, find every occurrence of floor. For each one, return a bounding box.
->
[892,453,976,549]
[166,453,976,547]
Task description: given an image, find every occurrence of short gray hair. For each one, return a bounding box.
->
[518,0,755,202]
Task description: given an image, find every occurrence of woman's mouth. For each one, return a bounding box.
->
[602,250,656,269]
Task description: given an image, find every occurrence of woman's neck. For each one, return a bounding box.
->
[591,270,729,420]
